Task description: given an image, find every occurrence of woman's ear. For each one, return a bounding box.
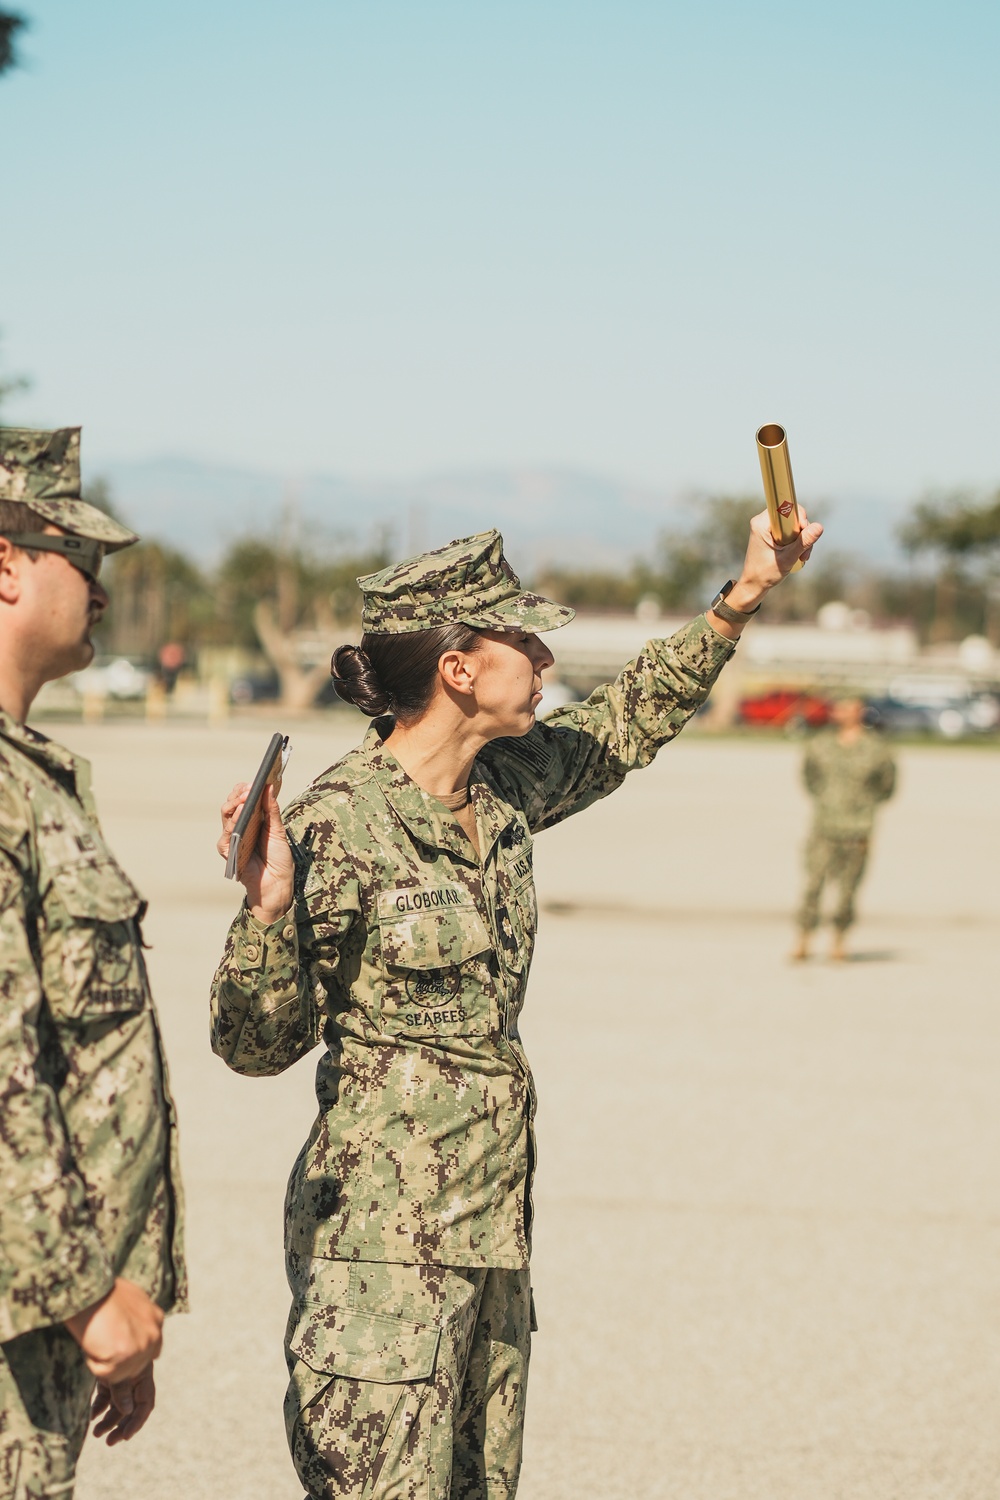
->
[438,648,479,698]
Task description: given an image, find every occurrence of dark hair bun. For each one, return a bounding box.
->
[331,644,392,717]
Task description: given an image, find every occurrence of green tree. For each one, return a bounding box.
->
[899,490,1000,557]
[103,542,212,657]
[899,490,1000,640]
[0,10,25,76]
[538,496,857,624]
[534,496,763,616]
[530,565,646,613]
[84,479,213,656]
[646,495,761,610]
[215,532,392,707]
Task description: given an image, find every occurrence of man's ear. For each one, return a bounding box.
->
[0,539,23,605]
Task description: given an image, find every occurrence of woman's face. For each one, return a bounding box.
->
[466,628,555,738]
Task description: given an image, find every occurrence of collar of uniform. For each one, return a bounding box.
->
[362,722,519,864]
[0,705,85,790]
[363,722,480,862]
[469,756,521,864]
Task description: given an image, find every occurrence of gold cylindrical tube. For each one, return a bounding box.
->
[756,422,803,571]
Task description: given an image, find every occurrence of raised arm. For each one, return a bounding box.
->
[486,506,822,830]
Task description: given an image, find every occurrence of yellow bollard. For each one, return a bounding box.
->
[208,676,230,726]
[145,678,168,721]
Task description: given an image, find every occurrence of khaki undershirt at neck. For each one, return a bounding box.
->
[435,785,480,858]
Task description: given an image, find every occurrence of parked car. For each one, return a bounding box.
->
[738,690,831,730]
[866,677,1000,738]
[229,671,280,705]
[72,657,151,701]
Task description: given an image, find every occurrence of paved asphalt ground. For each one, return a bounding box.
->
[58,716,999,1500]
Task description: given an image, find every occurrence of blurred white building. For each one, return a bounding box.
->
[547,602,999,708]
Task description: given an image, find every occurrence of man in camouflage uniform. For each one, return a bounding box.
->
[0,428,186,1498]
[212,516,821,1498]
[793,694,897,962]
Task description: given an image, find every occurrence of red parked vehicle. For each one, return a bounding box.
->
[738,690,831,728]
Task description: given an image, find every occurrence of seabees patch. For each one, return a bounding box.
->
[376,883,492,1037]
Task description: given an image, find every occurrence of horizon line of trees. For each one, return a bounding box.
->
[85,484,1000,688]
[535,490,1000,645]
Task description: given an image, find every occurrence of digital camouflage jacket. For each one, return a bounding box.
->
[0,712,186,1342]
[803,727,897,839]
[211,616,735,1272]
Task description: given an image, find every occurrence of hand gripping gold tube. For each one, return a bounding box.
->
[756,422,803,572]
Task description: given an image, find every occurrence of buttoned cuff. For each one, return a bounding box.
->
[661,613,738,687]
[230,900,299,974]
[692,611,740,659]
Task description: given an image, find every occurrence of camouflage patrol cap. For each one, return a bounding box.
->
[358,529,575,635]
[0,427,138,551]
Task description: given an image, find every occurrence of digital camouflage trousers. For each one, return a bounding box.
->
[0,1325,94,1500]
[284,1258,534,1500]
[798,833,871,932]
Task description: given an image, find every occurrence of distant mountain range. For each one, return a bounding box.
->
[97,455,911,576]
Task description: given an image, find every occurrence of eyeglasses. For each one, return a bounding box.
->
[0,532,105,583]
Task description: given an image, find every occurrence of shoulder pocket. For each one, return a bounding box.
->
[43,859,147,1018]
[49,857,142,925]
[289,1305,440,1384]
[37,804,143,925]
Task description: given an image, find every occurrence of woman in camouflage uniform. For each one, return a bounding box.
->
[212,513,820,1500]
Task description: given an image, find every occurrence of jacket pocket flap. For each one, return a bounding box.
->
[49,858,142,924]
[378,886,491,971]
[290,1307,441,1384]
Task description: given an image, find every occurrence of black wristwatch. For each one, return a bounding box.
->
[709,579,761,626]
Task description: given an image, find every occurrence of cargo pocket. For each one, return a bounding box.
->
[289,1306,441,1385]
[377,887,493,1038]
[284,1305,441,1495]
[43,858,148,1020]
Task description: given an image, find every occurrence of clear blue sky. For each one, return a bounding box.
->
[1,0,997,506]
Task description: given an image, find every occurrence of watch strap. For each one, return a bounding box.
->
[710,579,761,625]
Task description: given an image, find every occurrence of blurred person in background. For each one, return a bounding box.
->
[156,640,186,695]
[0,428,186,1498]
[212,510,821,1500]
[792,694,897,962]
